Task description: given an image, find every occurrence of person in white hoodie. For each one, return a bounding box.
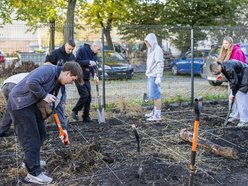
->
[144,33,164,121]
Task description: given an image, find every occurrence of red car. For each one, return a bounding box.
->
[0,50,6,64]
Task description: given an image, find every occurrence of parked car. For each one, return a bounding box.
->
[97,50,134,79]
[171,49,210,75]
[0,50,6,64]
[201,43,248,86]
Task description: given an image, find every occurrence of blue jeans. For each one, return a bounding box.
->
[8,101,46,176]
[147,77,161,99]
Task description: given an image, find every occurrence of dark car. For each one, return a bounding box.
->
[171,49,210,75]
[201,43,248,86]
[97,50,134,79]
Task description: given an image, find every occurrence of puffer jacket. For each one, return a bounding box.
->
[144,33,164,78]
[230,44,247,64]
[221,60,248,96]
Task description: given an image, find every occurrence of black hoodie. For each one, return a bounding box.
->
[45,45,76,66]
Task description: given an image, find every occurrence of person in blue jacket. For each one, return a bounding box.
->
[7,61,82,184]
[71,41,101,122]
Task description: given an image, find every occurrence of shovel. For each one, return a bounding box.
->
[95,78,106,124]
[132,125,143,178]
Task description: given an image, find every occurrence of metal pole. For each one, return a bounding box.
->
[190,28,194,105]
[101,28,106,108]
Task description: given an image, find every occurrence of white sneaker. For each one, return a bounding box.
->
[237,122,248,127]
[24,172,53,184]
[21,160,46,169]
[227,117,239,123]
[145,111,154,117]
[146,114,161,121]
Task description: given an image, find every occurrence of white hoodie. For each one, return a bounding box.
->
[144,33,164,78]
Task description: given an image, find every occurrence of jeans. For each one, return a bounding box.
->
[8,101,46,176]
[0,83,16,135]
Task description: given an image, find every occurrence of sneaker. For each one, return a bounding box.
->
[145,111,154,118]
[227,117,239,123]
[146,115,161,121]
[21,160,46,169]
[24,172,53,184]
[83,117,93,123]
[71,111,79,122]
[237,122,248,127]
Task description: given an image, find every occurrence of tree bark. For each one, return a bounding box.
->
[49,20,55,52]
[64,0,76,42]
[179,128,238,159]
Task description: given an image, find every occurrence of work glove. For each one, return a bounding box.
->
[43,94,56,103]
[89,60,97,66]
[59,130,70,146]
[36,100,52,119]
[94,73,99,82]
[155,77,161,85]
[216,74,223,81]
[230,95,235,102]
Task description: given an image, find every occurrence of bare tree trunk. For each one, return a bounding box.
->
[104,24,114,50]
[179,129,238,159]
[49,20,55,52]
[64,0,76,42]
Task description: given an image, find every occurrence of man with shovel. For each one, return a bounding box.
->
[210,60,248,127]
[7,62,83,184]
[71,41,102,122]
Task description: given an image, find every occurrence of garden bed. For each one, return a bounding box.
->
[0,101,247,185]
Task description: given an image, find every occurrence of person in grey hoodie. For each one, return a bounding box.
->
[144,33,164,121]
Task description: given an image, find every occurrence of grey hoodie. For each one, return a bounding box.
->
[144,33,164,78]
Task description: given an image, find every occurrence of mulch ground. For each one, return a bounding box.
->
[0,101,247,186]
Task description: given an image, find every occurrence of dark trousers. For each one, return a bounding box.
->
[0,83,16,135]
[72,81,91,119]
[8,102,46,176]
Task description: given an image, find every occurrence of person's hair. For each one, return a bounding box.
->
[210,62,221,75]
[92,40,102,48]
[45,54,56,63]
[66,39,76,47]
[62,61,83,84]
[223,36,233,44]
[217,36,234,62]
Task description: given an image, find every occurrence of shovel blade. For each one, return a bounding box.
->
[97,108,105,124]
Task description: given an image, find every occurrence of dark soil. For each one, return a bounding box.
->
[0,101,247,186]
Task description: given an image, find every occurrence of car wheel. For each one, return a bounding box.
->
[208,80,223,86]
[171,65,178,75]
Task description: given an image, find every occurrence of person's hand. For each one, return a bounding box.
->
[59,130,70,146]
[43,94,56,103]
[230,95,235,102]
[89,60,96,66]
[155,77,161,85]
[94,74,99,82]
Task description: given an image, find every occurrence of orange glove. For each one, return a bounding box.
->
[216,74,222,81]
[59,130,70,147]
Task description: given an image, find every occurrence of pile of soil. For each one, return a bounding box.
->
[0,101,247,185]
[0,61,39,78]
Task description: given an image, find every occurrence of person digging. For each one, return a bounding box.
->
[7,62,83,185]
[210,60,248,127]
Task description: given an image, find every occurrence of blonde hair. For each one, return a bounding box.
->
[217,36,233,62]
